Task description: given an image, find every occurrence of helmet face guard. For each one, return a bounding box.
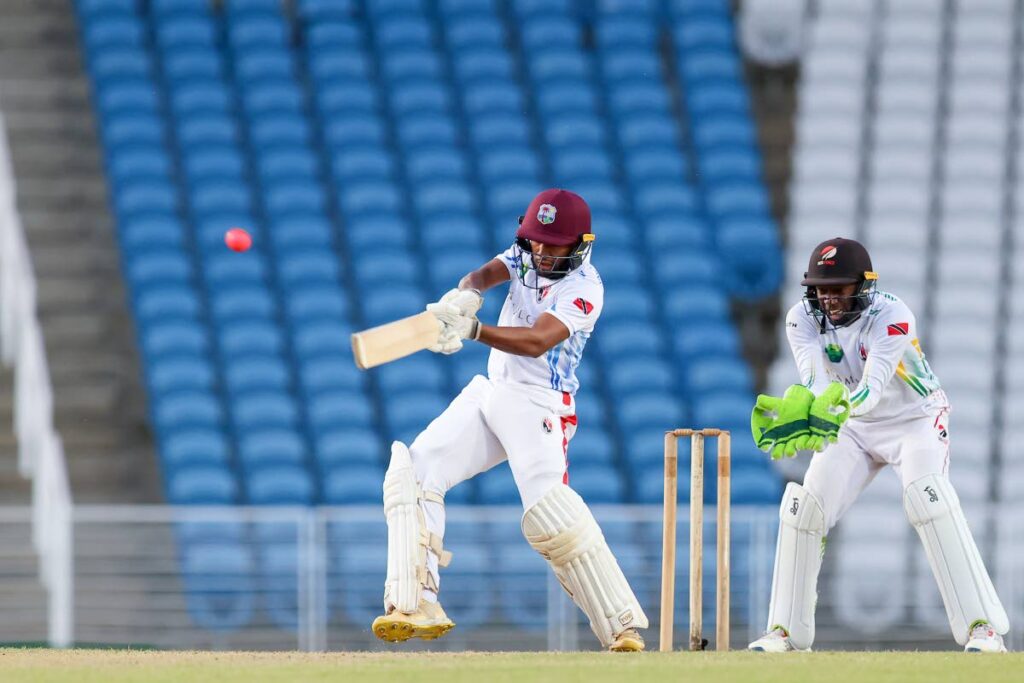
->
[802,272,878,332]
[512,215,594,289]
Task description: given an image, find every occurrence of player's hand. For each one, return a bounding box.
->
[427,302,481,341]
[750,384,815,459]
[427,314,463,355]
[434,288,483,317]
[808,382,850,448]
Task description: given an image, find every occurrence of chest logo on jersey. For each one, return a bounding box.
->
[859,342,868,361]
[572,298,593,314]
[887,322,910,336]
[537,203,557,225]
[825,343,844,363]
[542,417,553,434]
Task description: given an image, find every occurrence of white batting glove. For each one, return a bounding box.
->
[427,302,482,341]
[435,288,483,317]
[428,324,463,355]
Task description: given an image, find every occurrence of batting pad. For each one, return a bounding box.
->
[904,474,1008,644]
[383,441,450,613]
[521,485,648,647]
[767,482,825,651]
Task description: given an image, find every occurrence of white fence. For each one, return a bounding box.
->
[0,108,73,647]
[61,503,1024,652]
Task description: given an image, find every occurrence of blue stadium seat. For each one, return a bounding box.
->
[270,215,334,252]
[231,392,300,430]
[168,465,238,504]
[142,321,209,358]
[285,286,349,323]
[218,321,284,356]
[134,286,201,321]
[375,356,446,393]
[209,287,276,322]
[570,464,624,503]
[384,392,449,435]
[154,391,223,431]
[224,357,290,394]
[605,358,674,394]
[147,356,215,394]
[476,464,519,504]
[298,356,364,394]
[567,428,614,465]
[685,358,752,394]
[292,321,352,357]
[162,429,231,469]
[238,429,306,469]
[315,428,383,467]
[306,390,374,432]
[278,250,342,287]
[322,464,384,504]
[245,465,315,504]
[617,392,685,433]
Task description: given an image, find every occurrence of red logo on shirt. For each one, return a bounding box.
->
[887,322,909,336]
[572,298,593,314]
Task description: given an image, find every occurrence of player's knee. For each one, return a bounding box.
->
[903,473,956,527]
[515,469,565,511]
[778,483,826,534]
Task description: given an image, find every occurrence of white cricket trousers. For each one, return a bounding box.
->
[804,392,951,531]
[410,375,578,594]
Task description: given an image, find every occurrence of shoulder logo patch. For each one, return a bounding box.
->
[572,298,593,314]
[887,322,909,336]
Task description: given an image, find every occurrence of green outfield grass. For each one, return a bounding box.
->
[2,649,1022,682]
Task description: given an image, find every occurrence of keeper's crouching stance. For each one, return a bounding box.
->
[372,189,647,651]
[749,238,1009,653]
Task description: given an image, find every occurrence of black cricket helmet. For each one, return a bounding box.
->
[801,237,878,331]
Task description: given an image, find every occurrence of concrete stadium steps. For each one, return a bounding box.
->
[0,0,160,503]
[0,522,47,642]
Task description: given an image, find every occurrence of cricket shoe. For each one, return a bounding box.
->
[965,621,1006,653]
[608,628,645,652]
[747,626,807,652]
[372,600,455,643]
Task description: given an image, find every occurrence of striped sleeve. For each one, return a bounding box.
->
[849,303,916,417]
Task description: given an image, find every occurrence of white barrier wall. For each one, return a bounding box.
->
[63,503,1022,652]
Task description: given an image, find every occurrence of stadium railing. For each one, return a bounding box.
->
[0,111,74,647]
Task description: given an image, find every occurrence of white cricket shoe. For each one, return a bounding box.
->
[965,622,1007,653]
[747,626,806,652]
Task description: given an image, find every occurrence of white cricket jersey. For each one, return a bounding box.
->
[786,290,943,422]
[487,245,604,395]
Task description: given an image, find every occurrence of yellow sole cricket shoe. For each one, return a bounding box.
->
[372,600,455,643]
[609,628,645,652]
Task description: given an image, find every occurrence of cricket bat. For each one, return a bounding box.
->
[351,311,442,370]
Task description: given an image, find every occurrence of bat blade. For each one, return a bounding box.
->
[351,311,441,369]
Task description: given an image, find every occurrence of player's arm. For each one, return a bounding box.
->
[458,258,510,293]
[848,309,915,417]
[476,311,569,358]
[785,305,829,394]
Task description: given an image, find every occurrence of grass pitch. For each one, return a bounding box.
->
[2,649,1021,682]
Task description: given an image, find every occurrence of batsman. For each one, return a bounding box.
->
[748,238,1010,653]
[371,189,647,651]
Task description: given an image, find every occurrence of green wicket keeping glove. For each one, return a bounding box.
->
[808,382,851,449]
[750,384,816,459]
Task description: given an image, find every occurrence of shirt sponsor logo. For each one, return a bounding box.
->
[537,203,557,225]
[817,245,837,266]
[859,342,868,361]
[825,343,844,362]
[572,298,593,314]
[887,322,910,336]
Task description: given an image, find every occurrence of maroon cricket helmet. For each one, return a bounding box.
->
[516,188,592,246]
